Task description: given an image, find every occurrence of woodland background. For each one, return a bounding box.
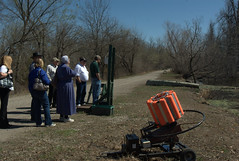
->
[0,0,239,93]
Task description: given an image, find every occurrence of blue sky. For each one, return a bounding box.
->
[109,0,226,41]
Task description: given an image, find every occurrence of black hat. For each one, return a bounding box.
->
[31,52,42,58]
[80,57,87,62]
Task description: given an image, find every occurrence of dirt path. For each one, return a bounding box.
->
[0,70,163,142]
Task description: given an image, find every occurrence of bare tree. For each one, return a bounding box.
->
[217,0,239,81]
[0,0,60,53]
[52,22,84,59]
[198,22,225,84]
[165,20,205,83]
[0,0,62,84]
[78,0,118,56]
[114,29,141,74]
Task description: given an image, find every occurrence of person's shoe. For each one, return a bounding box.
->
[77,104,81,108]
[45,123,56,127]
[64,118,74,123]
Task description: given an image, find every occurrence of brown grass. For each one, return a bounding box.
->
[0,72,239,160]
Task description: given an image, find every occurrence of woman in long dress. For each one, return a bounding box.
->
[56,55,76,122]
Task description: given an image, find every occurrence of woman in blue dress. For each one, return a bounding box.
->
[56,55,76,122]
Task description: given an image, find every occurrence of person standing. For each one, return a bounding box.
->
[29,52,42,72]
[29,52,43,121]
[56,55,76,122]
[47,57,60,108]
[0,56,13,129]
[28,58,56,127]
[74,57,89,107]
[90,55,101,104]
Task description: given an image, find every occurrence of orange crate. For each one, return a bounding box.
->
[146,90,184,127]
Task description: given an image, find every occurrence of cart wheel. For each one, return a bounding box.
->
[180,148,196,161]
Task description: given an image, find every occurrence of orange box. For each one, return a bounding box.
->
[146,90,184,127]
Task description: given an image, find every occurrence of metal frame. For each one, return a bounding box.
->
[104,110,205,160]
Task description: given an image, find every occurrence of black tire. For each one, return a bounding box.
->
[180,148,196,161]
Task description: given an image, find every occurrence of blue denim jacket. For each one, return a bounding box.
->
[28,67,51,92]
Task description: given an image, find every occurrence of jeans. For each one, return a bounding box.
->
[32,90,52,126]
[76,81,87,105]
[0,88,10,127]
[91,78,101,104]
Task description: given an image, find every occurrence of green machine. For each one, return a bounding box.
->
[90,45,115,115]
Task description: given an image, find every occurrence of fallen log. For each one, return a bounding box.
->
[146,80,200,88]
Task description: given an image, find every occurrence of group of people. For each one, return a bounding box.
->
[0,53,102,129]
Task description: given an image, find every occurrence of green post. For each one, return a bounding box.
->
[107,45,115,105]
[110,47,115,105]
[107,45,112,105]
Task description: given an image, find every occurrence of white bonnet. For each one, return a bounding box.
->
[61,55,69,64]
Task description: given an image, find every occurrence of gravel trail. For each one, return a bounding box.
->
[0,70,162,142]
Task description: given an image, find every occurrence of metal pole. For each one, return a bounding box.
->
[107,45,113,105]
[110,47,115,105]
